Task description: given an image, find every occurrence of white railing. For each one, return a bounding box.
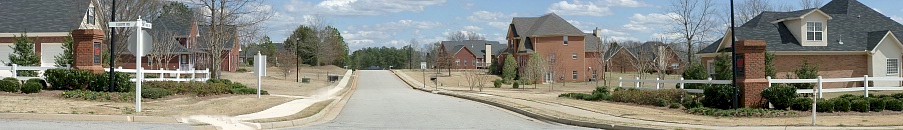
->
[105,67,210,82]
[618,77,732,93]
[768,75,903,98]
[0,64,70,81]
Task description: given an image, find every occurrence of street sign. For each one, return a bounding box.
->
[420,62,427,70]
[108,22,135,27]
[128,29,153,57]
[254,52,267,98]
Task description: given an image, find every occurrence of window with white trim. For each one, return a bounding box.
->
[572,71,578,80]
[888,58,899,75]
[563,36,569,45]
[806,22,823,41]
[706,60,715,75]
[87,7,95,25]
[572,53,577,60]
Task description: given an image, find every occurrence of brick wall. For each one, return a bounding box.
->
[453,47,478,69]
[532,36,587,82]
[606,48,638,73]
[773,55,868,88]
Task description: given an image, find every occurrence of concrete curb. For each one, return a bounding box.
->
[0,113,180,124]
[390,70,659,130]
[253,71,358,129]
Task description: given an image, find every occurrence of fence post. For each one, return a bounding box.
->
[864,75,869,97]
[191,68,197,81]
[766,76,772,88]
[655,78,661,90]
[158,68,165,81]
[635,77,640,88]
[11,64,17,78]
[618,77,623,88]
[679,77,685,89]
[205,68,210,81]
[707,77,713,86]
[817,76,823,98]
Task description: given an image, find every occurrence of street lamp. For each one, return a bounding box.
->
[295,37,300,82]
[730,0,740,109]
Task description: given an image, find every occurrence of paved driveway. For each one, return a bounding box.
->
[299,70,588,130]
[0,119,191,130]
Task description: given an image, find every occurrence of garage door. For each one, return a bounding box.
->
[42,43,64,67]
[0,43,12,77]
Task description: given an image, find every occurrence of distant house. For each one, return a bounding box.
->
[603,43,638,73]
[697,0,903,88]
[194,25,242,72]
[503,13,604,83]
[603,42,682,74]
[440,40,506,69]
[117,9,201,71]
[0,0,100,68]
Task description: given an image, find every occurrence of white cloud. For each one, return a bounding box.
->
[605,0,648,7]
[566,20,598,32]
[463,26,483,32]
[285,0,447,16]
[548,0,612,17]
[623,13,678,32]
[340,20,444,50]
[468,11,518,30]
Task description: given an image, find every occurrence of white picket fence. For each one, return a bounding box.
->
[0,64,69,81]
[618,75,903,97]
[104,67,210,82]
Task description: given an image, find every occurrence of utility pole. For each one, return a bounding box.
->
[295,37,300,82]
[108,0,117,92]
[730,0,740,109]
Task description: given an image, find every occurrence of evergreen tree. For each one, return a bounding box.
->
[502,55,517,82]
[9,33,40,76]
[53,35,75,67]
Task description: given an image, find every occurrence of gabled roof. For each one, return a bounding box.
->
[629,41,677,61]
[584,33,602,52]
[509,13,584,37]
[0,0,93,33]
[440,40,506,57]
[197,25,238,50]
[603,42,636,61]
[699,0,903,54]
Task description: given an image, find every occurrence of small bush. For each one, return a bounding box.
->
[144,81,264,96]
[789,97,813,111]
[681,95,703,109]
[851,99,870,112]
[142,87,173,99]
[611,89,686,106]
[21,80,42,94]
[686,107,796,117]
[236,68,250,73]
[0,78,19,93]
[702,85,736,109]
[45,69,94,90]
[493,79,502,88]
[886,99,903,111]
[668,103,681,109]
[26,79,47,89]
[831,98,852,112]
[815,99,834,113]
[592,87,610,95]
[869,98,886,112]
[761,84,797,110]
[892,93,903,100]
[512,82,519,89]
[559,93,590,99]
[61,90,132,102]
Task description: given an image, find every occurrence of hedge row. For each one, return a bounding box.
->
[143,79,267,98]
[45,69,133,92]
[0,78,44,94]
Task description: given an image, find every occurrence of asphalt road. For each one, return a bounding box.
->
[300,70,589,130]
[0,119,192,130]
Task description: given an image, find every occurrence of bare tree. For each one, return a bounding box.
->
[669,0,719,65]
[95,0,166,66]
[409,38,419,69]
[524,53,546,89]
[192,0,272,79]
[463,69,486,91]
[799,0,825,9]
[736,0,773,25]
[276,50,297,79]
[446,31,486,41]
[147,28,180,70]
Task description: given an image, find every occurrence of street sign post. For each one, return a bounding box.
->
[254,52,267,98]
[109,17,152,112]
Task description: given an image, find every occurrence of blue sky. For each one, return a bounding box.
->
[257,0,903,51]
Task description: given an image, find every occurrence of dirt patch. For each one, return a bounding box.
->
[247,99,334,123]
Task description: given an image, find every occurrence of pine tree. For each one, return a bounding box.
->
[502,55,518,82]
[54,35,75,67]
[9,33,40,76]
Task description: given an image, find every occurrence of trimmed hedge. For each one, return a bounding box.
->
[869,98,886,112]
[815,99,834,112]
[21,79,42,94]
[761,84,797,110]
[0,77,19,93]
[142,87,173,99]
[702,85,736,109]
[61,90,133,102]
[611,89,687,107]
[790,97,813,111]
[145,79,267,97]
[831,98,852,112]
[493,79,502,88]
[45,69,133,92]
[851,99,870,112]
[886,98,903,111]
[686,107,796,117]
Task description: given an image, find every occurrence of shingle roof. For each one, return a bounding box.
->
[628,41,674,61]
[585,33,602,52]
[509,13,584,37]
[699,0,903,54]
[197,25,238,50]
[0,0,92,33]
[152,14,193,37]
[441,40,506,57]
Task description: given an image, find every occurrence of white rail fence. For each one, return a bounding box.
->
[618,75,903,97]
[105,67,210,82]
[0,64,69,81]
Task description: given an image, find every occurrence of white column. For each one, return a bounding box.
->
[655,78,661,89]
[618,77,623,88]
[817,76,823,98]
[864,75,869,97]
[634,77,640,88]
[679,77,685,89]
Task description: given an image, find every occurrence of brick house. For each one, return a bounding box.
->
[698,0,903,88]
[501,13,604,83]
[603,42,683,74]
[439,40,505,69]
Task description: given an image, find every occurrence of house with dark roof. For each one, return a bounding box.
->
[116,8,203,71]
[603,42,683,74]
[0,0,101,68]
[503,13,604,83]
[698,0,903,88]
[439,40,505,69]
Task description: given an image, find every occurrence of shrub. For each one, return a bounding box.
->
[592,87,610,95]
[25,79,47,89]
[142,87,173,99]
[512,82,519,89]
[611,89,687,106]
[702,85,736,109]
[892,93,903,100]
[231,87,267,95]
[838,94,862,101]
[0,78,19,93]
[559,93,590,99]
[144,81,265,96]
[851,99,870,112]
[493,79,502,88]
[20,80,42,94]
[761,84,797,110]
[789,97,813,111]
[681,95,703,109]
[681,63,709,89]
[94,72,134,92]
[236,68,250,73]
[869,98,886,112]
[686,107,796,117]
[60,90,133,102]
[831,98,852,112]
[669,103,681,109]
[886,99,903,111]
[45,69,94,90]
[790,62,818,89]
[815,99,834,113]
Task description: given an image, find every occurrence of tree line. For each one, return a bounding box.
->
[348,46,415,70]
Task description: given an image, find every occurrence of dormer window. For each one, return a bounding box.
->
[563,36,569,45]
[86,7,95,25]
[806,22,823,41]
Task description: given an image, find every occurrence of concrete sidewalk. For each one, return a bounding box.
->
[392,70,903,130]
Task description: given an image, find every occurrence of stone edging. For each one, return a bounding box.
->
[388,70,656,130]
[252,70,359,129]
